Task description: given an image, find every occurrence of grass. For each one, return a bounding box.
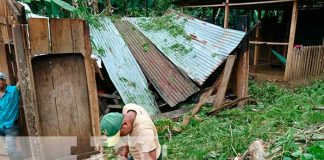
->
[155,80,324,160]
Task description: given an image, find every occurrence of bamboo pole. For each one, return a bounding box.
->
[284,0,298,81]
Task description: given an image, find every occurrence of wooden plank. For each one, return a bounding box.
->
[253,9,260,68]
[32,56,64,159]
[70,54,92,155]
[28,18,50,56]
[182,72,224,125]
[212,55,236,111]
[301,47,307,78]
[235,49,249,107]
[82,21,101,150]
[0,24,9,43]
[0,44,10,83]
[320,47,323,72]
[208,96,250,115]
[229,0,293,6]
[224,0,229,28]
[180,0,293,8]
[295,48,301,79]
[284,0,298,81]
[305,47,312,78]
[12,25,44,160]
[51,55,92,156]
[250,41,289,46]
[314,47,320,76]
[314,47,321,75]
[310,47,316,76]
[291,48,297,79]
[70,19,86,54]
[50,19,73,53]
[296,49,301,79]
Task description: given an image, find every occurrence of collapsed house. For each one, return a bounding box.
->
[1,0,249,159]
[91,12,247,115]
[175,0,324,81]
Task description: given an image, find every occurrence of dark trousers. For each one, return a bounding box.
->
[0,125,24,160]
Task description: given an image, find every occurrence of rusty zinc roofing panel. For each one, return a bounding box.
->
[90,18,159,115]
[128,13,245,85]
[114,20,199,107]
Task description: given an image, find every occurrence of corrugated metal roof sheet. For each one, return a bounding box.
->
[114,20,199,107]
[128,13,245,85]
[90,18,159,115]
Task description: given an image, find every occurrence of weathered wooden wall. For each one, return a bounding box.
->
[11,18,100,159]
[0,17,16,84]
[285,46,324,80]
[32,54,93,159]
[0,0,26,24]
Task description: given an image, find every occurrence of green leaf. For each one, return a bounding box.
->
[52,0,75,12]
[283,157,292,160]
[306,145,324,159]
[22,0,32,3]
[291,150,302,157]
[301,153,314,160]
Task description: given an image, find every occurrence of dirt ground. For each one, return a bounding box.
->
[249,64,324,88]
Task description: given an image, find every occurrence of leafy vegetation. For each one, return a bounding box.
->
[143,42,150,52]
[119,77,137,88]
[170,43,193,56]
[154,80,324,159]
[138,14,188,38]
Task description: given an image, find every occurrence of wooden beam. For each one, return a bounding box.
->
[12,25,45,160]
[235,49,249,107]
[253,10,261,67]
[250,41,289,46]
[181,3,225,8]
[82,21,101,150]
[180,0,293,8]
[284,0,298,81]
[208,96,250,115]
[229,0,293,7]
[182,72,224,125]
[212,55,236,110]
[224,0,229,28]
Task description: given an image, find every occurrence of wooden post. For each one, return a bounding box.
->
[253,9,261,68]
[236,48,249,107]
[12,24,44,160]
[224,0,229,28]
[284,0,298,81]
[82,21,101,150]
[212,55,236,111]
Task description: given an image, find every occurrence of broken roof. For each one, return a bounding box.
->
[90,18,159,115]
[114,20,199,107]
[128,12,245,85]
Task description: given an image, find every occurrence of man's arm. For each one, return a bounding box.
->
[16,81,20,91]
[117,145,129,160]
[143,149,157,160]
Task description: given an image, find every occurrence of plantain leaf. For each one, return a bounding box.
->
[52,0,75,12]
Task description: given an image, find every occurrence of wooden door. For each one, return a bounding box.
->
[32,54,93,159]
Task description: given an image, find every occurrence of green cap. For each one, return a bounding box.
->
[100,112,124,147]
[100,112,123,136]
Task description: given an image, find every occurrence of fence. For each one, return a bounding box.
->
[286,46,324,80]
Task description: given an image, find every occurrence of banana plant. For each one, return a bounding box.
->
[21,0,75,17]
